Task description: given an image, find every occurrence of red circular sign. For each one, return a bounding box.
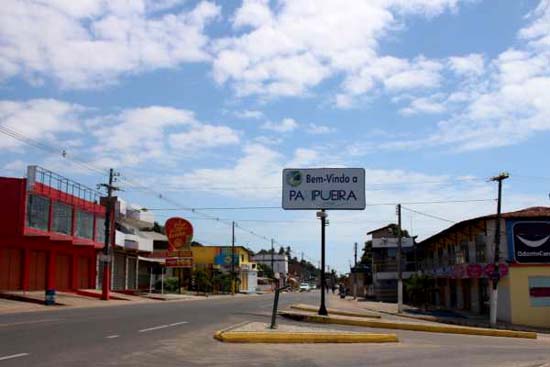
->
[165,217,194,251]
[466,264,483,278]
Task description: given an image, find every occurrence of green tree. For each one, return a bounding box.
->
[257,263,274,279]
[404,274,434,310]
[193,269,212,293]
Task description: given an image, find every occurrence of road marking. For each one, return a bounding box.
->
[0,353,29,361]
[0,319,61,328]
[138,321,188,333]
[105,335,120,339]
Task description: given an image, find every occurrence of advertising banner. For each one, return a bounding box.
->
[282,168,365,210]
[165,217,193,251]
[509,221,550,264]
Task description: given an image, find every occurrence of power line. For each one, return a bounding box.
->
[143,198,495,211]
[401,206,456,224]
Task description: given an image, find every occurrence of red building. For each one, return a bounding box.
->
[0,166,105,291]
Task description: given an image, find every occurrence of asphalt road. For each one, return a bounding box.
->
[0,291,549,367]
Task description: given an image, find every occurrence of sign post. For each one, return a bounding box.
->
[282,168,365,316]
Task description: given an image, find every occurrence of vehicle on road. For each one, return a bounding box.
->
[299,283,311,292]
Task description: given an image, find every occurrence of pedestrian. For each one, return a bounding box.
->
[331,284,336,294]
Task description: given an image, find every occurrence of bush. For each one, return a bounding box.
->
[193,269,212,293]
[155,276,180,293]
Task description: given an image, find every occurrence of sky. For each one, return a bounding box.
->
[1,0,549,273]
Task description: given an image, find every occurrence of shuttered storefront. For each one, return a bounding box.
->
[28,250,47,290]
[127,257,137,289]
[55,254,71,290]
[0,248,22,290]
[113,252,126,290]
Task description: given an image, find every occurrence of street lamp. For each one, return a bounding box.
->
[316,210,328,316]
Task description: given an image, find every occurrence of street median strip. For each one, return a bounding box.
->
[290,304,381,318]
[279,311,537,339]
[213,322,399,343]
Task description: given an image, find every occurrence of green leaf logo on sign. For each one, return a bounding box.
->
[286,170,302,187]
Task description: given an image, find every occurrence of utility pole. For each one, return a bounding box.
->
[317,209,328,315]
[231,221,235,296]
[99,169,119,301]
[353,242,358,299]
[397,204,403,313]
[271,238,275,280]
[489,172,509,327]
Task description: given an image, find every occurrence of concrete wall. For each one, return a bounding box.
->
[509,266,550,327]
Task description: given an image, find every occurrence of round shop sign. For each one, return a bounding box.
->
[466,264,483,278]
[165,217,194,251]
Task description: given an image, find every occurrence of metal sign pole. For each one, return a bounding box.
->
[318,210,328,316]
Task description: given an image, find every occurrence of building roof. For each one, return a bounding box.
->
[139,231,168,241]
[366,224,395,235]
[418,206,550,246]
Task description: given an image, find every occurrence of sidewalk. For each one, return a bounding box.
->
[0,290,252,315]
[329,294,550,334]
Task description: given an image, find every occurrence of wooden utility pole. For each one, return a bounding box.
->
[489,172,509,327]
[99,169,119,301]
[397,204,403,313]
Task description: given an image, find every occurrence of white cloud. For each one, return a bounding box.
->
[448,54,485,76]
[377,2,550,151]
[399,95,446,116]
[0,99,83,149]
[307,123,336,135]
[235,109,264,119]
[213,0,462,99]
[0,1,220,88]
[262,118,298,132]
[170,124,240,151]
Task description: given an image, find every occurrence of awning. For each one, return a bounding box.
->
[138,256,165,263]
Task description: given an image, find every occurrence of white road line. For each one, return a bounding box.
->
[138,321,189,333]
[0,353,30,362]
[105,335,120,339]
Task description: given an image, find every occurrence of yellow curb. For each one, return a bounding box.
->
[280,312,537,340]
[290,304,381,319]
[215,330,399,343]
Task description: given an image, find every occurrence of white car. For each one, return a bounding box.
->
[299,283,311,292]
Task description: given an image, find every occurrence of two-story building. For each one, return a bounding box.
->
[0,166,104,291]
[368,224,419,301]
[192,245,258,293]
[419,206,550,328]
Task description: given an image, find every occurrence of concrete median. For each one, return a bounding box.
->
[290,303,381,318]
[280,311,537,339]
[214,321,399,343]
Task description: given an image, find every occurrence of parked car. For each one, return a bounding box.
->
[299,283,311,292]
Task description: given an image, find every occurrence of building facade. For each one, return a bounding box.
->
[419,207,550,327]
[0,166,103,291]
[251,253,288,280]
[192,246,258,293]
[368,224,419,301]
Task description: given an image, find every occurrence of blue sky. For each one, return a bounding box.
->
[1,0,549,273]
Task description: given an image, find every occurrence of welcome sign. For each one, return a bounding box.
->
[282,168,365,210]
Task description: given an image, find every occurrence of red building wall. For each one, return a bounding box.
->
[0,176,102,291]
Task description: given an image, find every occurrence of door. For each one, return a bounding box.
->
[77,256,90,289]
[462,279,471,311]
[55,254,71,290]
[113,253,126,290]
[0,248,22,290]
[29,251,47,290]
[127,257,137,290]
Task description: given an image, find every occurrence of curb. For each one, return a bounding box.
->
[290,304,381,319]
[280,311,537,339]
[214,322,399,343]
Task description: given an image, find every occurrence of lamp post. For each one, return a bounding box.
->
[317,210,328,316]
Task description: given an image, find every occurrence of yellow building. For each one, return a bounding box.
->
[191,245,258,293]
